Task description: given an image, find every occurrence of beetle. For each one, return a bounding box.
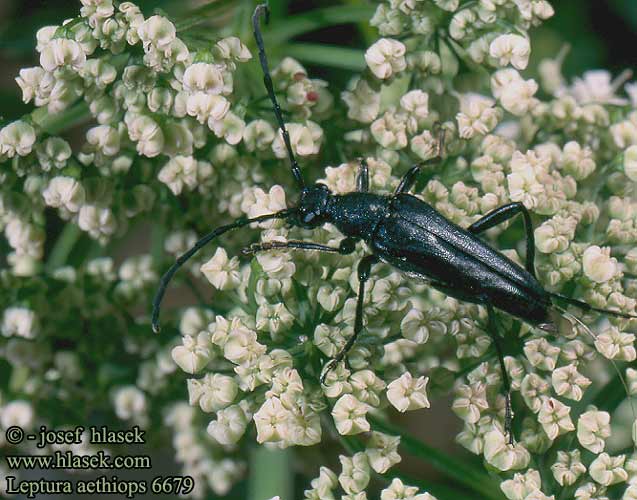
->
[152,3,637,442]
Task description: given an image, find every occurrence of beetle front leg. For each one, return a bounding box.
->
[242,237,357,256]
[356,158,369,192]
[395,125,446,194]
[486,303,514,445]
[468,202,536,277]
[320,254,378,384]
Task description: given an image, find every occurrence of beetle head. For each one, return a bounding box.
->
[293,183,332,228]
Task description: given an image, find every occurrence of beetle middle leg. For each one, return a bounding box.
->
[320,254,378,384]
[486,303,514,445]
[468,202,536,277]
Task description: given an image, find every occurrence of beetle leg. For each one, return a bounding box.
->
[486,303,514,445]
[321,254,378,384]
[395,125,446,194]
[356,158,369,192]
[468,202,536,278]
[242,237,357,256]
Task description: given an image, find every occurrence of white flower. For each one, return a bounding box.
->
[243,119,275,151]
[387,372,430,412]
[183,63,226,95]
[332,394,370,435]
[243,185,287,220]
[589,453,628,486]
[158,155,200,195]
[272,121,323,158]
[127,114,164,157]
[78,205,116,240]
[1,307,38,339]
[339,452,371,494]
[577,410,611,453]
[112,386,147,420]
[137,15,176,51]
[484,428,530,471]
[35,137,72,170]
[223,324,266,365]
[489,34,531,70]
[342,78,381,123]
[381,477,435,500]
[209,111,245,145]
[538,398,575,440]
[524,338,560,371]
[551,450,587,486]
[5,219,45,258]
[0,120,36,158]
[491,69,539,116]
[365,432,401,474]
[594,327,636,361]
[80,0,114,27]
[188,373,238,412]
[207,404,249,445]
[86,125,120,156]
[452,383,489,423]
[0,400,34,429]
[253,396,290,444]
[456,94,500,139]
[215,37,252,62]
[200,248,241,291]
[171,332,212,374]
[500,469,542,500]
[371,110,408,149]
[624,145,637,182]
[582,246,617,283]
[411,129,439,161]
[561,141,596,180]
[365,38,406,79]
[42,177,85,213]
[40,38,86,72]
[551,365,591,401]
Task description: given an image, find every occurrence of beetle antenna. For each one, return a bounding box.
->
[550,293,637,320]
[553,303,636,449]
[252,3,305,190]
[151,209,292,334]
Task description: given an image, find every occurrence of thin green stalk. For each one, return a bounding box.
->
[369,415,505,500]
[45,224,82,272]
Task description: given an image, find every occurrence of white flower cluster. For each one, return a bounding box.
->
[4,0,637,498]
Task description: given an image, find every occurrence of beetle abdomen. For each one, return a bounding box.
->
[369,194,552,326]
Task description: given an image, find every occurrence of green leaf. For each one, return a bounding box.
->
[369,415,505,500]
[264,5,376,45]
[283,43,365,71]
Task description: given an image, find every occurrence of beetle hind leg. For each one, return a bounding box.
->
[486,304,515,445]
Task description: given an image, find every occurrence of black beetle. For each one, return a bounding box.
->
[152,3,637,441]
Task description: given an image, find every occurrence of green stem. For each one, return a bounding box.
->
[248,446,293,500]
[32,101,91,135]
[45,224,82,272]
[369,415,505,500]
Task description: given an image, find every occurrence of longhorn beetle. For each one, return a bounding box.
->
[152,3,637,442]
